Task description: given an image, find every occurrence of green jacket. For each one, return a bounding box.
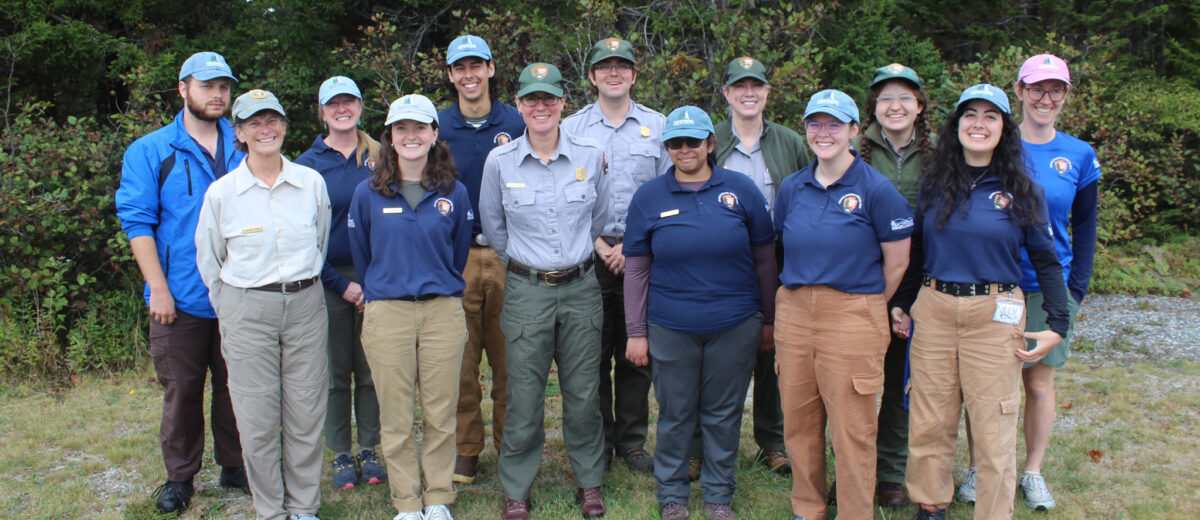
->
[714,119,810,190]
[855,123,926,206]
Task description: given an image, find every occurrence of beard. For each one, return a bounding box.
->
[185,92,226,122]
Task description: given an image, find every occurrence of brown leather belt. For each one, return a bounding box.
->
[923,275,1017,297]
[250,276,318,294]
[507,257,595,286]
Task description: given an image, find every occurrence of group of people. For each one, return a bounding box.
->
[115,35,1099,520]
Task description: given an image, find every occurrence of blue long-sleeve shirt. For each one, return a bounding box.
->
[295,135,375,295]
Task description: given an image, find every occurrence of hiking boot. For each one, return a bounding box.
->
[757,449,791,475]
[576,486,605,518]
[687,456,702,482]
[876,481,909,507]
[913,507,946,520]
[502,498,531,520]
[219,465,250,494]
[359,448,387,485]
[1020,472,1057,511]
[453,455,478,484]
[618,446,654,472]
[331,452,358,490]
[423,504,454,520]
[704,502,735,520]
[153,479,194,513]
[661,501,689,520]
[957,467,977,503]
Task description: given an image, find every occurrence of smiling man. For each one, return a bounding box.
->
[561,37,668,474]
[436,34,526,486]
[115,51,247,514]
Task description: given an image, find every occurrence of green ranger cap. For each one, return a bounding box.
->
[589,38,636,65]
[517,62,564,98]
[871,63,923,88]
[724,56,769,87]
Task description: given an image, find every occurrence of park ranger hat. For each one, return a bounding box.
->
[318,76,362,105]
[724,56,768,87]
[517,63,565,98]
[385,94,439,125]
[231,89,286,122]
[871,63,923,88]
[803,89,860,124]
[589,38,636,65]
[179,51,237,82]
[446,35,493,65]
[955,83,1011,114]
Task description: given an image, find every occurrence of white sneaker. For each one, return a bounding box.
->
[957,467,977,503]
[1021,472,1057,510]
[422,504,454,520]
[392,512,422,520]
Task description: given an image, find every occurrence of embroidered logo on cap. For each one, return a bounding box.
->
[606,38,622,52]
[248,89,268,99]
[436,198,453,216]
[719,191,739,209]
[532,65,549,80]
[738,57,755,69]
[457,37,478,49]
[838,193,862,213]
[816,91,840,106]
[1039,56,1056,69]
[672,110,696,126]
[888,63,905,74]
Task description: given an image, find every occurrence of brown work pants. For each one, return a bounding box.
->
[906,286,1026,520]
[457,245,508,456]
[776,285,889,520]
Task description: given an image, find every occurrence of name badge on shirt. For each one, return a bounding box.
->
[241,226,263,234]
[382,207,404,214]
[575,167,586,181]
[659,209,680,218]
[506,182,526,189]
[640,126,650,137]
[993,296,1025,325]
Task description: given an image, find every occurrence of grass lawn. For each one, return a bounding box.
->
[0,354,1197,519]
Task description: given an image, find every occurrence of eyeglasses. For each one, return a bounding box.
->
[876,94,917,105]
[594,62,634,73]
[803,120,845,134]
[518,94,561,107]
[664,137,706,150]
[1024,86,1067,101]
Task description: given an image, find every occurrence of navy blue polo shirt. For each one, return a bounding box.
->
[916,175,1054,284]
[346,179,473,301]
[775,155,913,293]
[623,165,774,334]
[438,99,526,235]
[295,136,375,294]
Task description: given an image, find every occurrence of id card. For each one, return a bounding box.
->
[993,296,1024,325]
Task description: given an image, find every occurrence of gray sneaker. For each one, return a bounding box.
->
[957,467,977,503]
[1020,472,1057,511]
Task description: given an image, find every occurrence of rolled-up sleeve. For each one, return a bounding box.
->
[115,141,162,240]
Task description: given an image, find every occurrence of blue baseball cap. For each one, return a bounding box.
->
[178,52,237,82]
[661,106,715,142]
[955,83,1011,114]
[446,35,492,65]
[803,89,859,124]
[318,76,362,105]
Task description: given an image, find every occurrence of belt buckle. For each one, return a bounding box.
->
[542,269,564,286]
[281,281,293,295]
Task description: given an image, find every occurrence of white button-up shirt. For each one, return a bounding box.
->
[195,156,331,290]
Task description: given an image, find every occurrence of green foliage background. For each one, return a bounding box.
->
[1,0,1198,375]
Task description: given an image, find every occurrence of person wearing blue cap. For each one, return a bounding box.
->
[622,106,776,520]
[773,89,913,520]
[889,84,1068,520]
[294,76,386,492]
[115,51,246,513]
[478,62,614,520]
[437,35,525,485]
[348,94,472,520]
[196,89,332,520]
[562,37,668,474]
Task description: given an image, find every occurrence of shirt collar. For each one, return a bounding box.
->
[582,99,640,129]
[517,128,571,162]
[880,128,915,155]
[801,151,865,188]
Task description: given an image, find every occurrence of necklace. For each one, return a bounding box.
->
[969,169,989,190]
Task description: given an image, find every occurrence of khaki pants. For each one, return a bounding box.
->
[775,285,888,520]
[457,245,508,456]
[216,282,328,520]
[361,297,466,512]
[906,286,1026,520]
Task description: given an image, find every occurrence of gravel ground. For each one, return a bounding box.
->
[1071,294,1200,363]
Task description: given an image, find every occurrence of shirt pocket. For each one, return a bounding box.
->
[628,144,662,183]
[502,187,537,231]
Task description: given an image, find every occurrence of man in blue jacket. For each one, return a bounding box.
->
[115,52,247,514]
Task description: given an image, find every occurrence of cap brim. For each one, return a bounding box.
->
[234,106,285,121]
[870,75,921,89]
[1019,72,1070,86]
[447,51,492,65]
[589,53,635,65]
[661,128,711,142]
[724,72,767,87]
[516,83,564,99]
[319,90,362,105]
[190,70,237,82]
[385,112,436,126]
[803,107,853,124]
[956,96,1009,114]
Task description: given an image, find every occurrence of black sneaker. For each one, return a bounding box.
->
[617,446,654,472]
[153,479,194,513]
[219,465,250,494]
[331,452,359,490]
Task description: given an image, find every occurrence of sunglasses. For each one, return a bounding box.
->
[664,137,706,150]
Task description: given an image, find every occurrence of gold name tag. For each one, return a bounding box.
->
[382,207,404,214]
[506,182,526,188]
[660,209,680,218]
[241,226,263,234]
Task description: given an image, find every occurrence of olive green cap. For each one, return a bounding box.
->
[517,62,564,98]
[871,63,923,88]
[724,56,768,87]
[589,38,636,65]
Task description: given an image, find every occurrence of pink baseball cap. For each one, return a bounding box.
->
[1018,54,1071,86]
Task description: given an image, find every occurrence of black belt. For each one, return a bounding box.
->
[397,294,439,302]
[250,276,318,294]
[924,275,1017,297]
[507,257,594,286]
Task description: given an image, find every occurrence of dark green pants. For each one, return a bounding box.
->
[595,254,652,453]
[875,333,909,484]
[323,265,380,453]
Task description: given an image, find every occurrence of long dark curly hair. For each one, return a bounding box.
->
[859,79,933,172]
[919,102,1043,230]
[372,122,458,198]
